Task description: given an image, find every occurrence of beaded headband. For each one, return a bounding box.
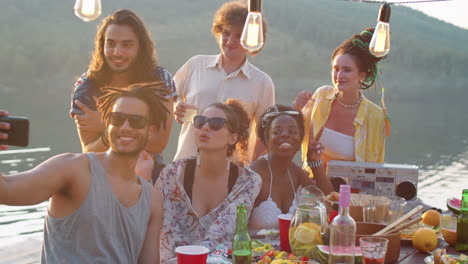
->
[261,105,300,128]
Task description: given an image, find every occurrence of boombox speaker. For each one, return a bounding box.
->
[326,160,419,200]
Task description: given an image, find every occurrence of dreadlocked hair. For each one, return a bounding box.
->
[332,27,384,90]
[97,81,169,131]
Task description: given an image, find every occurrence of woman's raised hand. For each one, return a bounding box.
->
[292,90,313,111]
[307,138,324,162]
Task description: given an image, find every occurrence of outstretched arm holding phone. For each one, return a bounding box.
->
[0,153,82,207]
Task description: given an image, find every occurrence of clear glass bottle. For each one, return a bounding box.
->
[232,204,252,264]
[456,189,468,252]
[329,185,356,264]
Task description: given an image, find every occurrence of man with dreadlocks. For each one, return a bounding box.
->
[70,9,175,182]
[1,83,166,263]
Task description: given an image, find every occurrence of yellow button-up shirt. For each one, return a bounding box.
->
[301,85,386,176]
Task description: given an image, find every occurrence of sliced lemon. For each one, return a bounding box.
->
[440,215,457,229]
[294,225,316,244]
[303,222,321,232]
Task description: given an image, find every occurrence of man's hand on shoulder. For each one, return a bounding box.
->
[135,151,155,182]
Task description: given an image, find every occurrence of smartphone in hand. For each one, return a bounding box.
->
[0,116,29,147]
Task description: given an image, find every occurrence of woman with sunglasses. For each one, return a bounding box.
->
[248,104,334,232]
[155,99,260,262]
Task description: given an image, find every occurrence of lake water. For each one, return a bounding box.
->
[0,101,467,249]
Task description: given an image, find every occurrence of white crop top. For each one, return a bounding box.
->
[320,127,355,161]
[249,156,296,231]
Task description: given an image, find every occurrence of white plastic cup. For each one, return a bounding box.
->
[182,108,197,123]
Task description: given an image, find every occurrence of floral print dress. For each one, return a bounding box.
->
[155,158,262,262]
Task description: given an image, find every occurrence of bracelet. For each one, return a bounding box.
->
[307,159,322,168]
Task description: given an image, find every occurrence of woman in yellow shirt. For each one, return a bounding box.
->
[293,28,387,174]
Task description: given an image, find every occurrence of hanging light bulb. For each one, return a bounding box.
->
[74,0,102,22]
[369,3,391,58]
[240,0,264,53]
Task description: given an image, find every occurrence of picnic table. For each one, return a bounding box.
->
[248,235,459,264]
[397,242,459,264]
[2,236,460,264]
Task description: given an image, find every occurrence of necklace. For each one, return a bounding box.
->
[265,154,295,195]
[336,93,363,109]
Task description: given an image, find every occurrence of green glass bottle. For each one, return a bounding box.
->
[456,189,468,252]
[232,204,252,264]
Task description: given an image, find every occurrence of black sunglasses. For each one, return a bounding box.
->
[109,112,148,129]
[193,115,228,131]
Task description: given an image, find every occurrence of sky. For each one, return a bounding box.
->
[402,0,468,30]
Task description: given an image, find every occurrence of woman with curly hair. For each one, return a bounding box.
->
[155,99,260,262]
[293,28,387,173]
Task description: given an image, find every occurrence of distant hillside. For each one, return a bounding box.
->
[0,0,466,154]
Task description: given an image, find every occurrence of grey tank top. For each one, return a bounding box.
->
[41,153,152,264]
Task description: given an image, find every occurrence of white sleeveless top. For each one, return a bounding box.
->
[249,156,296,231]
[320,127,355,161]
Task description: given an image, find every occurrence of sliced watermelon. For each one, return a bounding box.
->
[316,245,362,264]
[447,198,461,215]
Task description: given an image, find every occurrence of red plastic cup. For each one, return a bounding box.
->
[175,245,209,264]
[278,214,292,252]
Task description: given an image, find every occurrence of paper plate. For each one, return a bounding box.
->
[424,254,461,264]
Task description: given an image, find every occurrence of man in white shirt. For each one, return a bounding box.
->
[173,1,275,163]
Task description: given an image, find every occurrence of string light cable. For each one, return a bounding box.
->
[337,0,453,5]
[339,0,453,136]
[378,66,391,137]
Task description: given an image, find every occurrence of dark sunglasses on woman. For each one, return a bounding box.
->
[109,112,148,129]
[193,115,227,131]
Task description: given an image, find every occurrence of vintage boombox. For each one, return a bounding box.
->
[327,160,419,200]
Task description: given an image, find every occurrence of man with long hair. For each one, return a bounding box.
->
[173,1,275,164]
[1,83,166,263]
[70,9,175,181]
